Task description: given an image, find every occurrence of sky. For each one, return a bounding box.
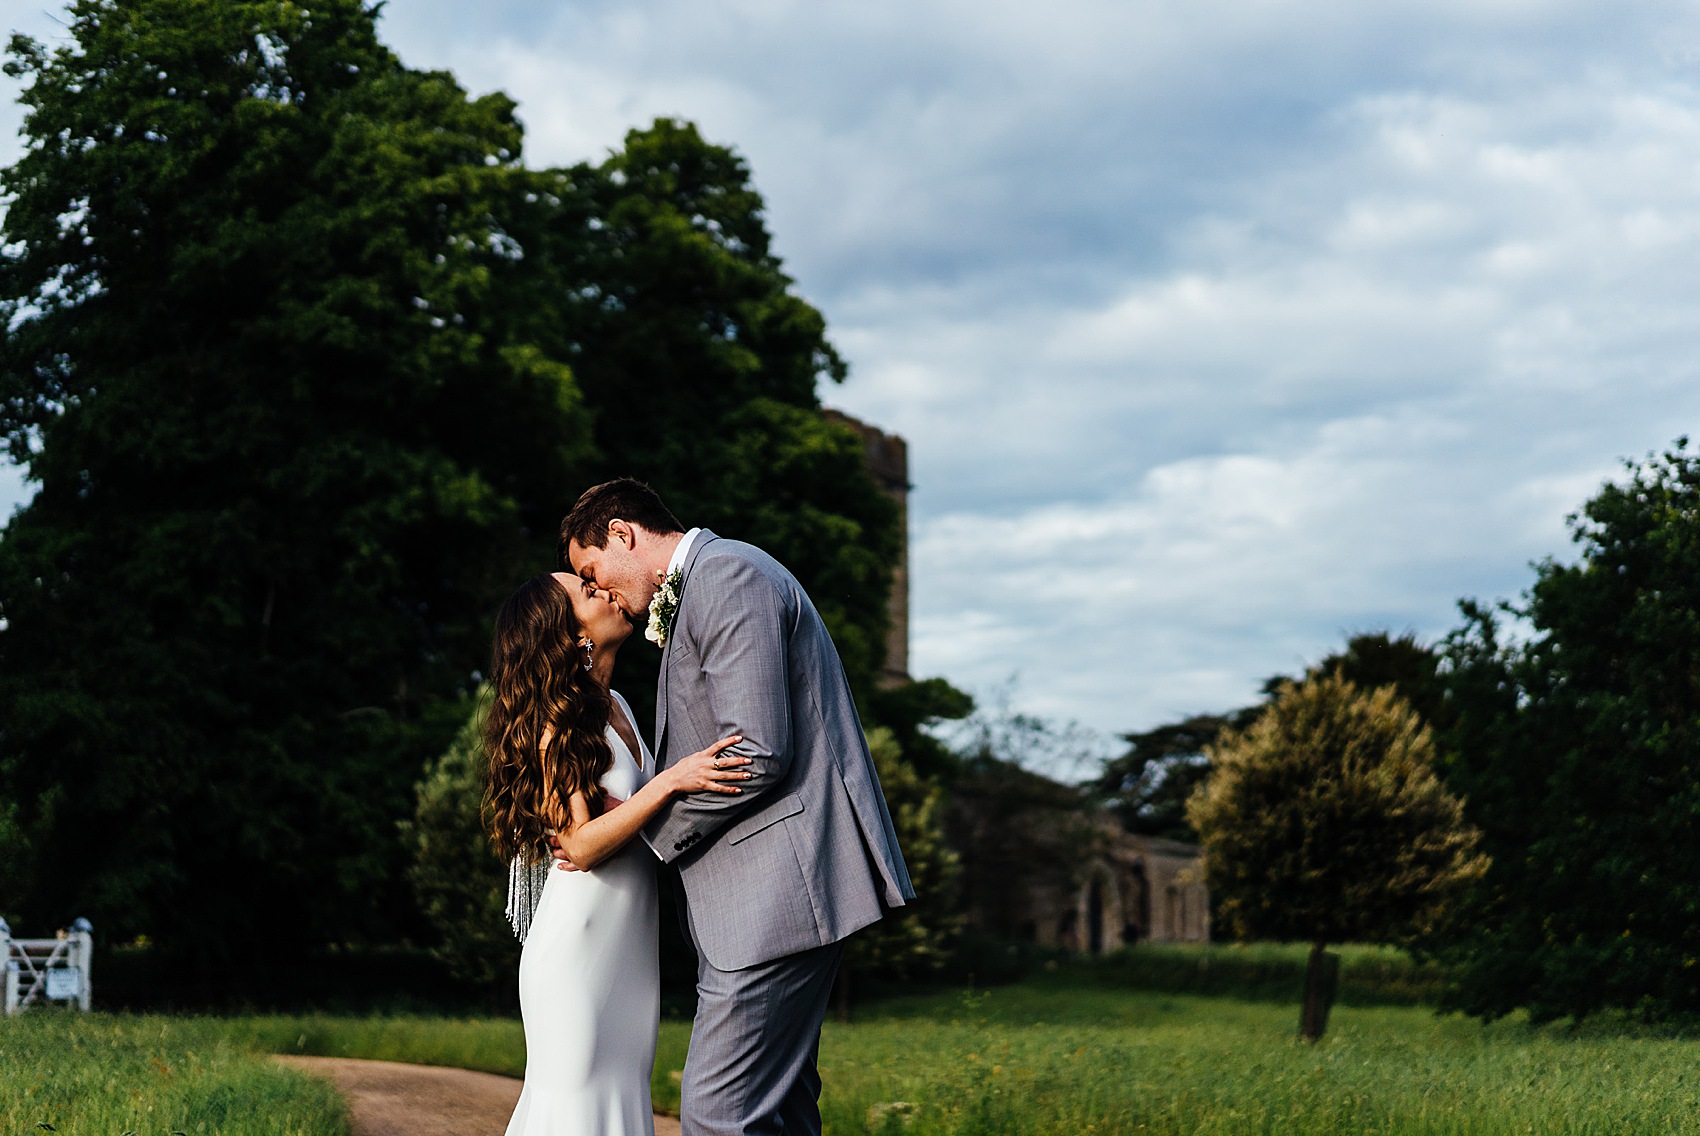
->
[3,0,1699,741]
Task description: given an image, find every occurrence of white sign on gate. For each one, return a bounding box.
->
[45,968,81,1000]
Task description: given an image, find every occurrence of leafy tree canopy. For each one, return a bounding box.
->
[1187,673,1486,949]
[501,118,910,731]
[1439,441,1700,1022]
[1310,631,1447,730]
[868,677,976,781]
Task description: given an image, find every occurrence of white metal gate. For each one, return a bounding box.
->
[1,917,93,1014]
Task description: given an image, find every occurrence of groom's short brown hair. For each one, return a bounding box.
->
[559,478,685,565]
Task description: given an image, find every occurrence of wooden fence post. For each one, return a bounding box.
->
[69,918,93,1012]
[0,917,16,1016]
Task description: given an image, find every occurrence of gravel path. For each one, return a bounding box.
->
[274,1055,682,1136]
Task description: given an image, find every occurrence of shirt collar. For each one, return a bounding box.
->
[666,527,703,579]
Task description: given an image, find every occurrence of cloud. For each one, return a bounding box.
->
[814,55,1700,728]
[4,0,1700,741]
[909,409,1614,732]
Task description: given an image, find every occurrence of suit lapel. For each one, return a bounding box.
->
[653,530,718,763]
[655,644,671,757]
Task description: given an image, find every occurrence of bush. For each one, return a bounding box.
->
[402,701,518,995]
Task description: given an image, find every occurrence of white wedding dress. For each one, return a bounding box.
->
[505,690,659,1136]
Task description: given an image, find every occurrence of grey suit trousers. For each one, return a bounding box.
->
[682,940,843,1136]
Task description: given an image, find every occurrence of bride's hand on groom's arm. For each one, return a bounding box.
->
[547,736,748,871]
[660,735,753,797]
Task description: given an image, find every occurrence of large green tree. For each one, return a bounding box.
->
[501,119,904,729]
[1439,442,1700,1022]
[0,0,588,957]
[1189,674,1484,947]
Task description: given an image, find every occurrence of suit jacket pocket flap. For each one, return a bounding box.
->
[726,793,805,846]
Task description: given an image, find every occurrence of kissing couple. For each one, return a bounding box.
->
[484,478,915,1136]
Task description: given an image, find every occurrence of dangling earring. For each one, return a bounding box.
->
[580,639,594,671]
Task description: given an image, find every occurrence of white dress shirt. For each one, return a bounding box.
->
[667,527,703,580]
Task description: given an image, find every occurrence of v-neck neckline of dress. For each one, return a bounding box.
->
[607,691,645,770]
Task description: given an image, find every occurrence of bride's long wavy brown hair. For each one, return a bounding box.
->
[484,574,614,863]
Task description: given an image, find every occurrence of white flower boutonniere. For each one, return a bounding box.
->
[646,569,683,648]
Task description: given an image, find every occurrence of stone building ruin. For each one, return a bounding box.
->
[1031,827,1211,952]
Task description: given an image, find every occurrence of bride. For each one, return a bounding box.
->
[483,571,749,1136]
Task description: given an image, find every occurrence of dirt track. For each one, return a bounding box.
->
[275,1055,682,1136]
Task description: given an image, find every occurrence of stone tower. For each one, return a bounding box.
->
[822,409,910,687]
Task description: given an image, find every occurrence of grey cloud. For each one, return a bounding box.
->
[5,0,1700,739]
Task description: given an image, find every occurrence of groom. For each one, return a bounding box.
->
[557,478,914,1136]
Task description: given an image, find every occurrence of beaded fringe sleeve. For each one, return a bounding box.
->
[506,853,551,944]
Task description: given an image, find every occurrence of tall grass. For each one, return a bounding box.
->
[0,1011,345,1136]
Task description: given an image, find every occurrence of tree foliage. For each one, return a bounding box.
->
[501,119,905,732]
[0,0,588,957]
[1311,631,1447,731]
[1187,673,1486,948]
[839,727,960,984]
[1098,633,1444,843]
[402,696,516,994]
[868,677,976,781]
[1095,712,1257,842]
[1439,442,1700,1021]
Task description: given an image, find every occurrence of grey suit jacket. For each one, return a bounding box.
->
[641,532,915,971]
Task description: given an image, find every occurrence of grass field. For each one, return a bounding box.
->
[13,950,1700,1134]
[1064,940,1448,1006]
[0,1011,345,1136]
[236,960,1700,1135]
[810,979,1700,1135]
